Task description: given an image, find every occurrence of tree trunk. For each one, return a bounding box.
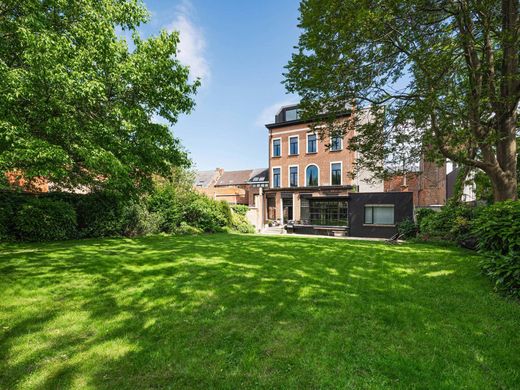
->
[489,169,518,202]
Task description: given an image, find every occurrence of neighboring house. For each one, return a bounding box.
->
[4,171,49,192]
[445,163,477,203]
[194,168,268,206]
[194,168,223,189]
[383,160,447,208]
[261,104,413,238]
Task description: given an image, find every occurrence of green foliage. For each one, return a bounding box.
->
[75,193,127,238]
[415,208,436,229]
[0,0,198,194]
[480,254,520,299]
[172,222,203,235]
[14,198,77,241]
[121,201,163,237]
[230,204,249,216]
[473,201,520,254]
[419,203,477,246]
[397,218,417,239]
[231,213,256,234]
[472,200,520,297]
[285,0,519,201]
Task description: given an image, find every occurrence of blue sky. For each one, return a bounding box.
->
[140,0,301,171]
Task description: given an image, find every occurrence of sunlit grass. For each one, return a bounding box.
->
[1,233,519,389]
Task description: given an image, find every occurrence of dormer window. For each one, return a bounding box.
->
[285,108,300,121]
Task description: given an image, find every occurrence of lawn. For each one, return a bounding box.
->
[0,234,519,389]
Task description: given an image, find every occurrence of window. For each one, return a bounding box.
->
[306,165,319,186]
[309,199,348,226]
[307,134,317,153]
[272,167,281,188]
[331,162,342,185]
[289,166,298,187]
[364,205,395,225]
[330,136,342,151]
[289,136,299,155]
[272,138,281,157]
[285,108,300,121]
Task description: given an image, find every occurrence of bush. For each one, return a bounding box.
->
[0,201,14,241]
[397,218,417,239]
[419,203,477,245]
[473,200,520,254]
[415,208,436,228]
[75,193,127,238]
[14,198,77,241]
[173,222,203,235]
[231,212,256,234]
[473,200,520,297]
[121,201,163,237]
[230,204,249,216]
[480,254,520,298]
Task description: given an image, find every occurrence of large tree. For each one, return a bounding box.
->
[285,0,520,201]
[0,0,198,194]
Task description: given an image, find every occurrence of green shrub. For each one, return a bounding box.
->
[473,201,520,297]
[480,254,520,298]
[14,198,77,241]
[230,204,249,216]
[397,218,417,239]
[419,203,477,245]
[415,208,436,229]
[473,200,520,254]
[75,193,128,237]
[121,201,163,237]
[0,201,14,241]
[173,222,203,235]
[231,212,256,234]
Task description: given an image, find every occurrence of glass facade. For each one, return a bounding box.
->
[289,136,299,155]
[289,166,298,187]
[300,199,348,226]
[306,165,318,186]
[307,134,317,153]
[364,205,395,225]
[273,139,281,157]
[331,163,341,185]
[272,168,281,188]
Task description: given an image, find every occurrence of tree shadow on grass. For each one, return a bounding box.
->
[0,234,518,389]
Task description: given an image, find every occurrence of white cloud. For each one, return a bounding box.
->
[167,1,210,83]
[255,100,298,127]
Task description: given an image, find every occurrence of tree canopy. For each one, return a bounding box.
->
[285,0,519,201]
[0,0,199,194]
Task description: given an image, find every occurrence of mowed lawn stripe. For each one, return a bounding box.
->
[0,234,519,389]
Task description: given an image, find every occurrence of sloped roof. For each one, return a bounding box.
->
[194,170,219,188]
[247,168,269,183]
[215,170,253,186]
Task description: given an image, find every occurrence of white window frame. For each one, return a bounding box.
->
[272,137,282,158]
[304,164,320,187]
[288,135,299,156]
[288,164,299,187]
[330,135,343,151]
[330,161,343,186]
[271,166,282,189]
[306,133,318,154]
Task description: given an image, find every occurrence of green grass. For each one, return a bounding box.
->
[0,234,519,389]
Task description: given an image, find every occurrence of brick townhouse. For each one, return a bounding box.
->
[261,104,413,238]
